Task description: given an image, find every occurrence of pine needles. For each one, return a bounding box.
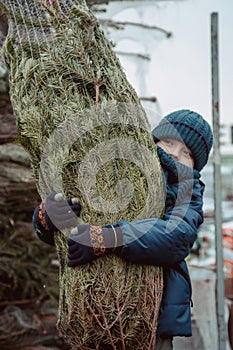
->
[0,1,165,348]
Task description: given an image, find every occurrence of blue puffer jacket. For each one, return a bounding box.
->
[116,147,205,337]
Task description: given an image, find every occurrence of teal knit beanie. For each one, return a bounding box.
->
[152,109,213,171]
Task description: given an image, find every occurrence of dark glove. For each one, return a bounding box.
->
[45,192,81,232]
[33,192,82,246]
[67,224,123,266]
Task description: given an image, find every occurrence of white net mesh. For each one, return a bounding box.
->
[0,1,164,349]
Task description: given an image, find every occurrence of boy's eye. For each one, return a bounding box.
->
[183,150,193,158]
[163,139,173,146]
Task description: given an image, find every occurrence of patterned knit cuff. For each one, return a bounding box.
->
[90,225,107,257]
[32,206,55,246]
[38,200,49,230]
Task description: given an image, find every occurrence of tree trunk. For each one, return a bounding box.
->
[0,1,164,349]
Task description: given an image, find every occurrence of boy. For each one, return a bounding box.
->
[33,109,213,349]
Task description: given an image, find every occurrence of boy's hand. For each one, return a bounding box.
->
[67,224,123,266]
[45,192,81,231]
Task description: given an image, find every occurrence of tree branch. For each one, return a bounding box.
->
[101,19,172,38]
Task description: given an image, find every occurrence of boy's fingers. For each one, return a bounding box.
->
[67,237,77,247]
[68,249,80,259]
[70,227,79,236]
[46,191,58,201]
[71,197,79,204]
[68,259,81,267]
[54,193,64,201]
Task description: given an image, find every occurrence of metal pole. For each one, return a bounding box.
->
[211,12,226,350]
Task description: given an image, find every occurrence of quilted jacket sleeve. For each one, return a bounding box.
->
[32,205,55,246]
[117,181,204,266]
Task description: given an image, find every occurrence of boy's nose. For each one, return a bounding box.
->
[169,147,180,161]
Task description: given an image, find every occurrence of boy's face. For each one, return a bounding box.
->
[157,138,194,168]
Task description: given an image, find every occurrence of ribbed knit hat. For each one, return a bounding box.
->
[152,109,213,171]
